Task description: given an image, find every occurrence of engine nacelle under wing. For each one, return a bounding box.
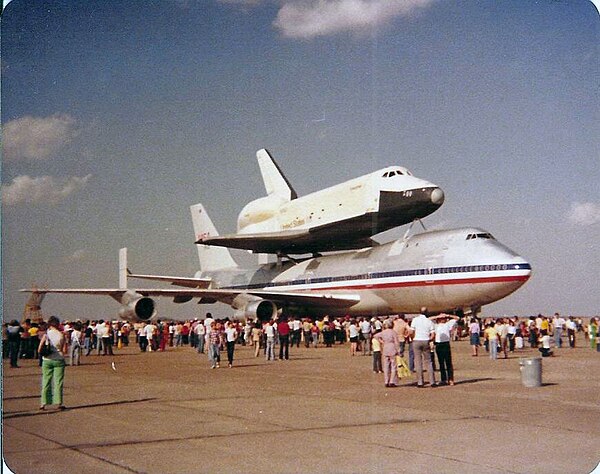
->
[245,299,278,321]
[232,294,278,321]
[117,291,157,323]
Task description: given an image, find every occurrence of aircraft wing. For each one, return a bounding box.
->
[199,228,377,255]
[20,288,361,310]
[243,290,360,309]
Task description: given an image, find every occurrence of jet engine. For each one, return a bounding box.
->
[117,291,157,323]
[233,294,278,321]
[245,299,278,321]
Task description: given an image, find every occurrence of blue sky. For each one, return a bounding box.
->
[2,0,599,321]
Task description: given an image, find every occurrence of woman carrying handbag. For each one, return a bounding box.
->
[38,316,67,411]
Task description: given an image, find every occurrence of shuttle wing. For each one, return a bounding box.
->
[200,227,378,254]
[20,287,360,310]
[200,229,310,254]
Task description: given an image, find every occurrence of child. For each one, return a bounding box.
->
[539,334,553,357]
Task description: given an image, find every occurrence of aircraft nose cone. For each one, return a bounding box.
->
[430,187,445,205]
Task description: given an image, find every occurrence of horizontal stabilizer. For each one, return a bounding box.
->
[127,273,212,289]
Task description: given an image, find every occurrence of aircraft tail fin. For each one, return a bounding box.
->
[119,248,128,289]
[256,149,298,201]
[190,203,239,272]
[25,290,45,310]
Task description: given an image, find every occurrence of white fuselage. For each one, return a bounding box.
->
[209,227,531,317]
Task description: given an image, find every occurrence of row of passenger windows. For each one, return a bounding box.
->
[230,264,527,290]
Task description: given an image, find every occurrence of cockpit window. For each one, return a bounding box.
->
[382,170,406,178]
[466,233,495,240]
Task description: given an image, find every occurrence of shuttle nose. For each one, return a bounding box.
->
[430,187,445,206]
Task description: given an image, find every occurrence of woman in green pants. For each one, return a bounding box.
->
[38,316,67,410]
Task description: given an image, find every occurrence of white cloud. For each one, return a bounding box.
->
[2,174,92,206]
[3,114,78,161]
[274,0,435,39]
[568,202,600,226]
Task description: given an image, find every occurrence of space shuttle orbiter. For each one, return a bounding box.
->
[198,149,445,255]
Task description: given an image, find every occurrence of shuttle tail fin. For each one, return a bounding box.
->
[256,149,298,201]
[190,203,239,272]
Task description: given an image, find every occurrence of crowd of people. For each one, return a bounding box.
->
[4,311,598,409]
[469,313,596,360]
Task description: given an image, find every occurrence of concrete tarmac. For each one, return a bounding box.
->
[3,338,600,474]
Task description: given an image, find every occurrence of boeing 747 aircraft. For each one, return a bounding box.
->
[23,203,531,322]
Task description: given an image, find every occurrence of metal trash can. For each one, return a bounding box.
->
[519,357,542,387]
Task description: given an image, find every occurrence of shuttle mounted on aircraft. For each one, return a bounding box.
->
[198,149,445,255]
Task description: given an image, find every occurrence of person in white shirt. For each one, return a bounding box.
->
[224,322,238,368]
[359,318,372,355]
[410,307,436,388]
[348,320,360,356]
[433,314,458,386]
[195,322,206,354]
[539,334,553,357]
[69,322,83,366]
[137,323,148,352]
[552,313,565,348]
[95,320,109,355]
[507,319,517,352]
[566,317,577,348]
[264,321,276,361]
[292,318,302,348]
[203,313,215,350]
[144,322,157,351]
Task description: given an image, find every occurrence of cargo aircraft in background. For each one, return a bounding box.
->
[22,203,531,323]
[198,149,445,255]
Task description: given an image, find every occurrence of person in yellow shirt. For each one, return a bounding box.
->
[540,316,550,336]
[29,324,40,359]
[484,323,499,360]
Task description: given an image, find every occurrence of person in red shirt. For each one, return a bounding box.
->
[181,323,190,345]
[278,318,290,360]
[159,323,169,351]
